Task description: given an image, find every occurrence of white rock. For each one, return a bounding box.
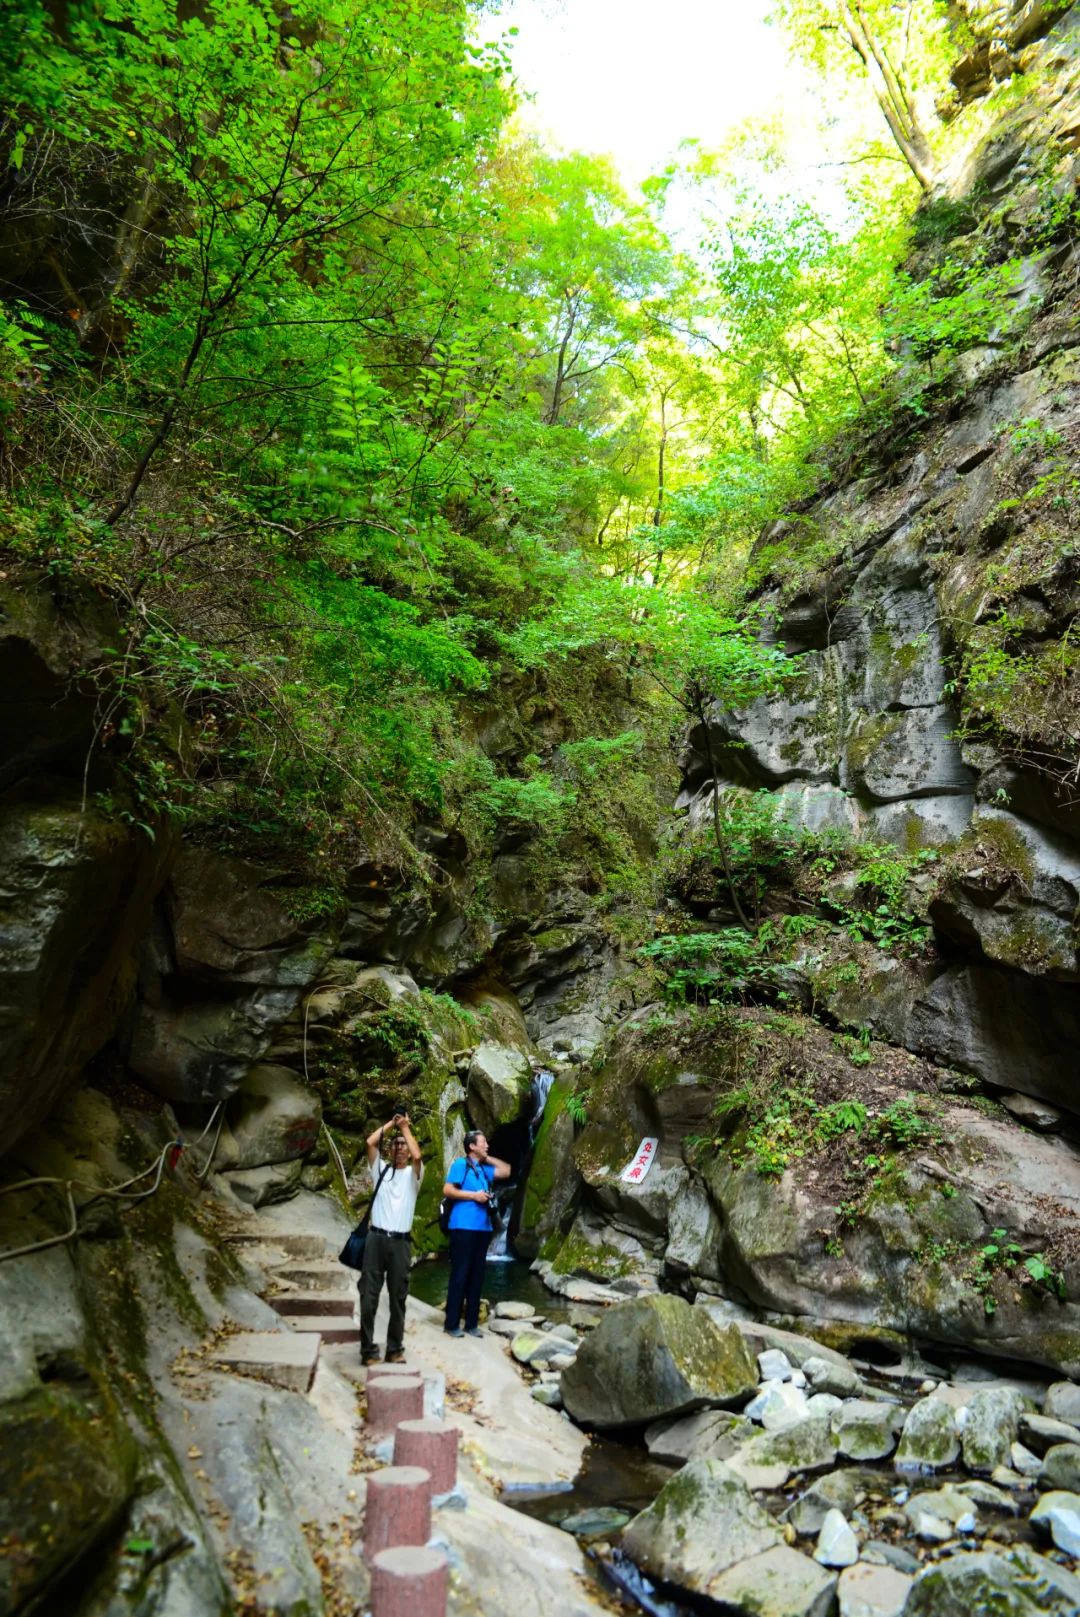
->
[807,1393,843,1418]
[760,1382,811,1432]
[908,1510,952,1542]
[758,1349,794,1382]
[791,1369,808,1389]
[1031,1490,1080,1556]
[814,1508,858,1568]
[494,1301,537,1320]
[745,1379,784,1420]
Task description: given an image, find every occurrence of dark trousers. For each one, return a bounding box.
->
[359,1227,412,1357]
[445,1228,491,1331]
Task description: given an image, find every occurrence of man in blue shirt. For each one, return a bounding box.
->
[442,1129,511,1338]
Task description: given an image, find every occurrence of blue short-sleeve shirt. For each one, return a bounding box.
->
[446,1157,495,1231]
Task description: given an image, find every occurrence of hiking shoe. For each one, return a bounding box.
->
[465,1327,484,1339]
[361,1352,382,1366]
[385,1351,406,1364]
[444,1328,464,1339]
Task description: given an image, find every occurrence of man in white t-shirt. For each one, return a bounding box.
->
[358,1111,423,1365]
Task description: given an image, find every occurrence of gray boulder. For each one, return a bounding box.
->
[961,1385,1024,1472]
[622,1458,781,1592]
[1020,1411,1080,1455]
[217,1160,304,1208]
[131,983,303,1104]
[903,1484,978,1540]
[784,1469,861,1536]
[803,1355,862,1399]
[929,807,1080,982]
[738,1417,838,1476]
[644,1409,751,1465]
[1040,1443,1080,1491]
[896,1397,960,1469]
[904,1546,1080,1616]
[0,798,170,1155]
[219,1064,321,1169]
[560,1295,757,1429]
[168,846,336,986]
[706,1544,838,1617]
[833,1400,896,1461]
[466,1043,532,1134]
[837,1562,911,1617]
[1044,1382,1080,1425]
[814,1508,858,1568]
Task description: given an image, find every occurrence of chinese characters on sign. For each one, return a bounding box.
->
[619,1137,659,1185]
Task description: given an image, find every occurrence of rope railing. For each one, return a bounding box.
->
[0,1100,224,1266]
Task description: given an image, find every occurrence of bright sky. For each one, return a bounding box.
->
[481,0,810,188]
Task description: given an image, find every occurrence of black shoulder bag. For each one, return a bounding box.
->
[338,1161,392,1270]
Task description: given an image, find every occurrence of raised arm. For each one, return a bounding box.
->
[481,1151,512,1183]
[365,1116,397,1167]
[397,1113,422,1176]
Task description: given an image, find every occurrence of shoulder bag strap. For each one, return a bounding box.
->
[359,1160,394,1231]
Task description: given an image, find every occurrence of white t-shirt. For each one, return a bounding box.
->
[371,1161,423,1234]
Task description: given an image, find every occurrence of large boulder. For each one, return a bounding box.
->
[466,1043,532,1134]
[168,846,338,986]
[904,1546,1080,1616]
[702,1099,1080,1376]
[218,1064,322,1169]
[130,983,302,1104]
[0,797,170,1155]
[559,1295,757,1429]
[0,1387,137,1612]
[622,1458,781,1591]
[930,808,1080,981]
[129,851,338,1105]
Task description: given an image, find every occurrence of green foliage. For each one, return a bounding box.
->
[872,1097,934,1149]
[565,1092,589,1127]
[826,843,939,954]
[967,1227,1067,1315]
[638,928,781,1006]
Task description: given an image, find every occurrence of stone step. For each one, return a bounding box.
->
[222,1230,329,1259]
[280,1315,361,1344]
[273,1259,354,1291]
[209,1331,320,1392]
[268,1290,356,1319]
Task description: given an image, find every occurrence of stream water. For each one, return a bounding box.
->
[409,1255,575,1324]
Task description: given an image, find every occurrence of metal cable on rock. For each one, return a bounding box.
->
[0,1098,225,1265]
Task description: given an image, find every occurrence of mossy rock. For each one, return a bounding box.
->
[560,1295,758,1429]
[517,1077,581,1261]
[0,1387,138,1612]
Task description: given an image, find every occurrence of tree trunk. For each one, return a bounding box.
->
[546,292,577,425]
[692,689,753,932]
[837,0,935,191]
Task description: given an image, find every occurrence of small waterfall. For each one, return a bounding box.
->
[487,1067,555,1262]
[529,1067,555,1138]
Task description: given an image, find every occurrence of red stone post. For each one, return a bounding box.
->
[393,1418,459,1495]
[366,1376,424,1435]
[371,1544,448,1617]
[363,1465,432,1563]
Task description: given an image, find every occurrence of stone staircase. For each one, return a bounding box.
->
[212,1226,360,1390]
